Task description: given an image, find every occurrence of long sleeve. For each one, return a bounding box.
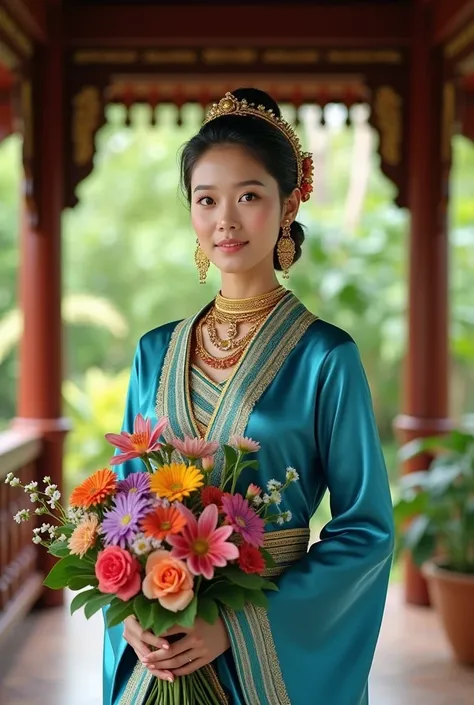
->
[220,341,394,705]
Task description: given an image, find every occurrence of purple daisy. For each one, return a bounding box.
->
[117,472,151,499]
[101,492,149,548]
[221,493,265,548]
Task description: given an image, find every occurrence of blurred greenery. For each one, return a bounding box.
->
[1,103,473,554]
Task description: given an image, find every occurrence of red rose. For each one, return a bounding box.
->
[201,486,224,510]
[238,542,266,575]
[95,545,141,601]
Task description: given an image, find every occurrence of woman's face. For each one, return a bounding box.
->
[190,144,299,276]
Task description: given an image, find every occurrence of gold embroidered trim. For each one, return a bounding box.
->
[118,660,153,705]
[262,527,310,578]
[203,664,230,704]
[221,528,310,705]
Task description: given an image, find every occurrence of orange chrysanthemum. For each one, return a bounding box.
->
[150,463,204,503]
[69,468,117,509]
[140,505,187,541]
[69,514,100,558]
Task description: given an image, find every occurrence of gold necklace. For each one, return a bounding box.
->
[194,287,287,370]
[215,286,286,315]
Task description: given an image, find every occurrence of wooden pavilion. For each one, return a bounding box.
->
[1,0,474,641]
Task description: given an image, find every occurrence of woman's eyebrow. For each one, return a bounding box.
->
[193,179,265,193]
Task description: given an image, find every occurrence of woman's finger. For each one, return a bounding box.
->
[155,669,175,683]
[171,656,207,678]
[144,634,194,665]
[140,630,170,651]
[146,648,200,672]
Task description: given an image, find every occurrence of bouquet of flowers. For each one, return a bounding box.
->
[6,414,298,705]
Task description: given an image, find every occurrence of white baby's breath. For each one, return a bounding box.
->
[43,476,51,484]
[33,535,42,544]
[270,491,282,505]
[25,481,38,492]
[277,516,285,525]
[14,509,30,523]
[267,479,282,492]
[10,477,20,488]
[285,467,299,483]
[282,510,292,523]
[30,493,39,503]
[253,496,263,507]
[52,490,61,502]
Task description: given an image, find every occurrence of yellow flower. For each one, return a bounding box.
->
[68,514,100,558]
[150,463,204,503]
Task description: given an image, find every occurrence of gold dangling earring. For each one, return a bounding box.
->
[277,220,295,279]
[194,239,210,284]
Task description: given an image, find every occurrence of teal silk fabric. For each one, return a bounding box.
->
[102,294,394,705]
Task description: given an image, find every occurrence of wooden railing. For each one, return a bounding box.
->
[0,429,45,644]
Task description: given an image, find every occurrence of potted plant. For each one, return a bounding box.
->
[393,428,474,665]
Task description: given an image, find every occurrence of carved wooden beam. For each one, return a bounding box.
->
[433,0,474,44]
[0,0,47,44]
[64,4,412,47]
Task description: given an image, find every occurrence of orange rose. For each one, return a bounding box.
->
[143,549,194,612]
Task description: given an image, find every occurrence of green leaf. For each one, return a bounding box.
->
[197,597,219,625]
[238,460,258,471]
[43,555,89,590]
[48,540,71,558]
[243,588,268,610]
[152,602,178,637]
[218,566,264,590]
[260,548,277,569]
[68,575,98,591]
[175,596,198,628]
[205,583,246,611]
[70,588,100,615]
[260,579,278,591]
[54,524,76,538]
[134,594,154,631]
[223,444,238,469]
[105,598,136,628]
[84,591,115,619]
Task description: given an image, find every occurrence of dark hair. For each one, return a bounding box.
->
[180,87,305,270]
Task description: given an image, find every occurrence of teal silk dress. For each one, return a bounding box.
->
[103,291,394,705]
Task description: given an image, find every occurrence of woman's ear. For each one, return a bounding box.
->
[282,188,301,224]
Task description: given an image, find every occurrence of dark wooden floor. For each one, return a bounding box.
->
[1,585,473,704]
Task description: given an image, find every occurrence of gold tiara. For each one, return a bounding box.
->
[202,92,314,202]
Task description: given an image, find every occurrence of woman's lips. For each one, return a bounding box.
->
[216,239,248,252]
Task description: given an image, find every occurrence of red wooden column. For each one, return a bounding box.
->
[12,3,69,607]
[394,4,452,605]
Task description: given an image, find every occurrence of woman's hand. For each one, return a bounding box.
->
[122,615,174,683]
[142,617,231,681]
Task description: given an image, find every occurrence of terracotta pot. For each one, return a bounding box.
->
[422,561,474,665]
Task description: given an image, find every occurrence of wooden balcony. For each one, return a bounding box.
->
[0,584,473,704]
[0,430,44,645]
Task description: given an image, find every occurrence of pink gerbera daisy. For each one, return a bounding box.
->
[221,493,265,547]
[105,414,168,466]
[171,436,219,461]
[167,504,239,580]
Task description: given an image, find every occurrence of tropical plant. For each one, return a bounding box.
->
[393,428,474,574]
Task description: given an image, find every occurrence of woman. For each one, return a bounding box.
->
[103,87,394,705]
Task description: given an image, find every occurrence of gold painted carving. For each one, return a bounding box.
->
[72,87,102,167]
[0,40,17,68]
[373,86,402,166]
[326,50,402,64]
[202,48,258,64]
[73,50,138,64]
[142,49,197,64]
[0,8,32,57]
[262,49,319,64]
[442,82,455,163]
[445,21,474,59]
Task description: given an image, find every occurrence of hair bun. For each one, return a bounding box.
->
[231,87,282,119]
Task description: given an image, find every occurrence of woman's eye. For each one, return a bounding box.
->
[197,196,214,206]
[239,192,258,202]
